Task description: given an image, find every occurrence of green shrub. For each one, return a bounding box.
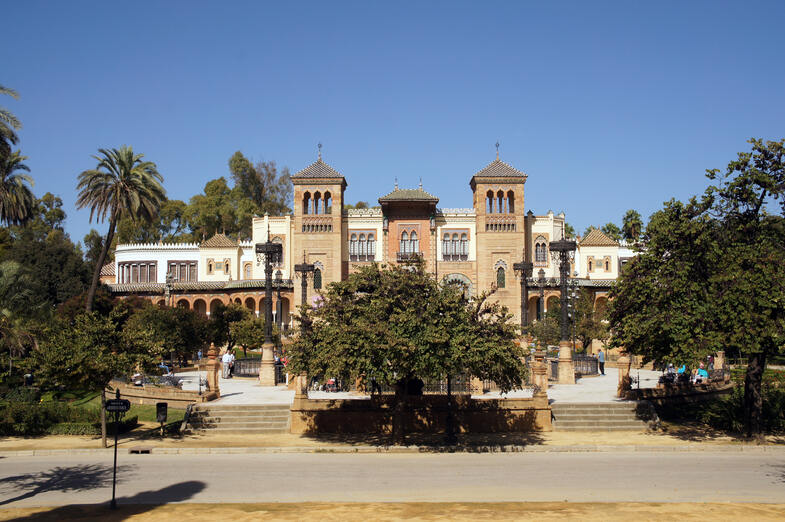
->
[4,387,41,403]
[701,386,785,433]
[46,422,98,435]
[0,401,99,436]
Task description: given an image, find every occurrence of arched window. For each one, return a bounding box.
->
[497,190,505,214]
[588,259,593,272]
[410,231,418,253]
[486,190,494,213]
[324,191,332,214]
[535,236,548,264]
[460,233,468,258]
[244,263,252,279]
[313,192,322,215]
[497,267,506,288]
[442,233,450,258]
[350,233,358,258]
[368,233,375,258]
[224,259,231,274]
[302,192,311,215]
[605,260,609,271]
[207,260,214,275]
[451,233,459,257]
[507,190,515,213]
[400,231,409,253]
[359,234,366,257]
[313,268,322,289]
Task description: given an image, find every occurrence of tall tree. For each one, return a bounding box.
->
[76,147,165,311]
[601,222,622,241]
[0,85,21,162]
[705,138,785,437]
[622,209,643,242]
[228,151,292,215]
[288,261,526,442]
[0,151,35,226]
[609,138,785,437]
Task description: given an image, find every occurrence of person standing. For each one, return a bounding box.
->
[221,350,232,379]
[597,349,605,375]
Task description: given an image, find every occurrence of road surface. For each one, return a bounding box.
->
[1,452,783,507]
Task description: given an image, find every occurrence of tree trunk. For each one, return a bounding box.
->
[445,374,457,444]
[744,351,767,439]
[100,389,108,448]
[85,212,118,312]
[392,378,407,444]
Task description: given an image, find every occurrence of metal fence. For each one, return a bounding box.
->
[233,358,260,377]
[573,354,599,376]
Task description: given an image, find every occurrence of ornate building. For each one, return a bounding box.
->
[107,153,626,334]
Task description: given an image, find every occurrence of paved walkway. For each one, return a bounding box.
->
[176,366,663,405]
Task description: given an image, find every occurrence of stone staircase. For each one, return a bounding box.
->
[551,402,651,431]
[187,404,290,434]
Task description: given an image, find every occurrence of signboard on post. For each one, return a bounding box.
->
[105,399,131,413]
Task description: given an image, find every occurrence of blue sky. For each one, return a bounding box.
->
[4,1,784,244]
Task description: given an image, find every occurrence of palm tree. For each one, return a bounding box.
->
[0,261,37,375]
[0,85,21,162]
[0,151,35,226]
[77,146,166,311]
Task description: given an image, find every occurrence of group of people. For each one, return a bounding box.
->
[221,349,236,379]
[663,361,710,384]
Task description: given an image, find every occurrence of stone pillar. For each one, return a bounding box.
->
[294,373,308,399]
[617,352,632,398]
[715,350,725,370]
[204,343,221,398]
[470,377,484,395]
[259,341,276,386]
[532,348,548,396]
[557,340,575,384]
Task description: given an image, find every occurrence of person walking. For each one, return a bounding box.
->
[221,350,233,379]
[597,349,605,375]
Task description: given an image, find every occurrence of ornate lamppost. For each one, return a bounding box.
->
[567,273,579,356]
[513,258,533,331]
[293,255,315,398]
[549,236,577,384]
[255,236,283,386]
[537,268,546,321]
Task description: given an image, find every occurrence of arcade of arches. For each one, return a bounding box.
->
[141,291,294,328]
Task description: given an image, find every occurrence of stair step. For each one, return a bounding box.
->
[191,427,289,434]
[554,426,648,432]
[191,414,290,422]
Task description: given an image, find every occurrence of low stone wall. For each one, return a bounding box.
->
[110,381,217,408]
[290,395,552,435]
[624,381,734,406]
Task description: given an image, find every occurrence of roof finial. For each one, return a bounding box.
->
[419,177,423,190]
[394,177,398,190]
[495,141,500,160]
[318,142,322,161]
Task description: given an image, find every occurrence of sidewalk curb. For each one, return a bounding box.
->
[2,444,784,457]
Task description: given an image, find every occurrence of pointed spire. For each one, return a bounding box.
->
[495,141,500,160]
[394,177,398,190]
[419,177,423,190]
[317,142,322,161]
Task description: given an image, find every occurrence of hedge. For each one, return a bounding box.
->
[46,416,139,436]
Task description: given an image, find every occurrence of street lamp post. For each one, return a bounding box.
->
[549,236,577,384]
[293,255,315,398]
[255,238,283,386]
[567,273,578,356]
[537,268,546,321]
[513,259,533,331]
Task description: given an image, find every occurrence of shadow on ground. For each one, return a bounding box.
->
[302,431,546,451]
[2,481,206,522]
[0,464,137,507]
[656,422,785,444]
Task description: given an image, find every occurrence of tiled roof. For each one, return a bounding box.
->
[100,263,115,276]
[580,228,619,247]
[291,158,344,179]
[201,233,238,248]
[107,279,294,293]
[378,188,439,203]
[472,158,526,178]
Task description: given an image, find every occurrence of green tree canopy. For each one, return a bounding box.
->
[0,151,35,226]
[287,261,526,440]
[609,138,785,436]
[0,85,21,162]
[622,209,643,242]
[601,222,622,241]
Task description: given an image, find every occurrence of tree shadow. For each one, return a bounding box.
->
[295,394,548,451]
[2,480,206,521]
[0,463,136,507]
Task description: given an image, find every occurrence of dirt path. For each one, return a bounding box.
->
[1,502,784,521]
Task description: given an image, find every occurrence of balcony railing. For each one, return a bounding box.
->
[442,254,468,262]
[349,254,375,262]
[396,252,422,263]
